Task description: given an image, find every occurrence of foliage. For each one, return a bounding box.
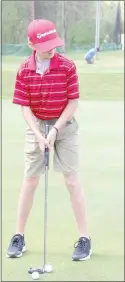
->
[2,1,124,45]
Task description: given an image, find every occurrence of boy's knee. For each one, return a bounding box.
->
[64,172,80,193]
[23,176,39,192]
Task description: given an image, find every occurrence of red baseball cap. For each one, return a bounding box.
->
[27,19,64,52]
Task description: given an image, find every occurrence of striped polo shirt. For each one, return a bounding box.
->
[13,51,79,120]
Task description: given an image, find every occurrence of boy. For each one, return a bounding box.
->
[6,19,91,261]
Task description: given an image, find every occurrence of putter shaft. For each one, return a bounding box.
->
[28,124,50,275]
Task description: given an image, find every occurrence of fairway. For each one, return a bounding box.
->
[2,52,124,281]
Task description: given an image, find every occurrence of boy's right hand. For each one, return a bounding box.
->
[38,135,52,154]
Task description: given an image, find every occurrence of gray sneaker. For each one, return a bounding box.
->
[72,237,92,261]
[6,234,26,258]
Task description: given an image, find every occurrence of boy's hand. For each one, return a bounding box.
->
[38,135,52,154]
[46,127,57,147]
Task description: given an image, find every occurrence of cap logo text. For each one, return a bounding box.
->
[37,29,56,39]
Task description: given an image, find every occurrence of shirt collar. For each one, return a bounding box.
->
[27,50,59,71]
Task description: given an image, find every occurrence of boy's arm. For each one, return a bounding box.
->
[13,69,51,148]
[22,106,51,150]
[13,69,41,138]
[54,99,78,130]
[21,106,43,140]
[54,63,79,130]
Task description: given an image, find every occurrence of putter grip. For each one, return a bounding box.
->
[45,124,49,167]
[45,147,49,167]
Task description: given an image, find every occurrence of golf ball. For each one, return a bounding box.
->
[44,264,53,272]
[31,271,39,280]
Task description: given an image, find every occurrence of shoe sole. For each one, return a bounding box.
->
[72,249,92,261]
[6,246,26,258]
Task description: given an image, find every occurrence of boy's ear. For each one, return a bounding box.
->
[28,38,35,50]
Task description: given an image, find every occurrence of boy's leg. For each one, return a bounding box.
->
[16,177,40,235]
[7,123,45,258]
[54,118,91,260]
[63,171,89,238]
[16,123,45,235]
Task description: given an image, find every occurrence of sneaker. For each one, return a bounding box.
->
[6,234,26,258]
[72,237,92,261]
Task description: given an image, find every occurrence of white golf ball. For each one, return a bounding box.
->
[44,264,53,272]
[31,271,39,280]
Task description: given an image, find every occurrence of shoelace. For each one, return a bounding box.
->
[11,236,22,248]
[74,239,87,250]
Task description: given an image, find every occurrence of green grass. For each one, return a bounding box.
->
[2,52,124,281]
[2,51,124,100]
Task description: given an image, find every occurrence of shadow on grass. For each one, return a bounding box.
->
[27,250,123,260]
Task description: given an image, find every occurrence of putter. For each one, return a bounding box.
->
[28,123,52,276]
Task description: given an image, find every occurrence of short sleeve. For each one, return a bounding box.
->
[13,69,30,106]
[67,63,80,99]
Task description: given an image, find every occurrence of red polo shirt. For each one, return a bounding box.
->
[13,51,79,120]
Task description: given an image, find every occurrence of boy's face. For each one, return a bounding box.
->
[28,40,55,59]
[37,49,55,59]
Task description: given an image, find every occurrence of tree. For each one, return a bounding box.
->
[113,2,122,44]
[2,0,122,47]
[34,1,57,22]
[34,1,43,19]
[2,1,30,44]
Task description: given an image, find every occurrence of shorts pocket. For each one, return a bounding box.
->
[24,128,39,154]
[57,117,78,141]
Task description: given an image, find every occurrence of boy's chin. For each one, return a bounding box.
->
[47,53,54,59]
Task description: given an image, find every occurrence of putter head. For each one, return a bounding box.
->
[28,267,44,274]
[28,265,52,274]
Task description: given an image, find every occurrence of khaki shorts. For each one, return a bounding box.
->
[24,117,79,178]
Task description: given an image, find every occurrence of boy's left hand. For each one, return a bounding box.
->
[46,127,57,148]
